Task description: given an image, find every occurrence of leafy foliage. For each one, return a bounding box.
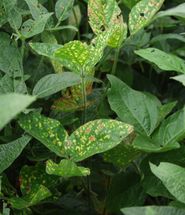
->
[1,0,185,214]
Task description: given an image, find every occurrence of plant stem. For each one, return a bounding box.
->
[111,47,120,76]
[81,69,87,124]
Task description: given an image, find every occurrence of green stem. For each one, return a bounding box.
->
[81,70,87,124]
[21,39,25,58]
[111,47,120,76]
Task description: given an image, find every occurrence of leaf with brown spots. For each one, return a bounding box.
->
[8,185,51,210]
[129,0,164,35]
[88,0,127,47]
[67,119,133,162]
[18,112,68,158]
[46,159,90,177]
[20,164,58,195]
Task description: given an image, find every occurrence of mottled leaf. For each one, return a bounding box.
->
[107,75,160,136]
[30,42,62,60]
[135,48,185,74]
[18,112,68,157]
[9,185,51,209]
[46,159,90,177]
[33,72,81,98]
[0,1,7,27]
[20,164,58,195]
[150,162,185,204]
[67,119,133,162]
[121,206,185,215]
[0,93,36,130]
[54,41,90,73]
[88,0,127,47]
[0,136,31,174]
[21,13,52,38]
[129,0,164,35]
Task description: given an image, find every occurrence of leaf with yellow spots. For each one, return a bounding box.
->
[54,41,91,73]
[88,0,127,47]
[46,159,90,177]
[18,112,68,158]
[67,119,133,162]
[129,0,164,35]
[20,164,58,195]
[8,185,51,210]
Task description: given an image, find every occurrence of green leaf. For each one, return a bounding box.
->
[55,0,74,22]
[103,134,140,167]
[158,101,177,124]
[121,206,185,215]
[67,119,133,162]
[152,107,185,147]
[0,136,31,174]
[20,164,58,195]
[107,171,145,213]
[0,1,7,27]
[46,159,90,177]
[9,185,51,209]
[135,48,185,74]
[150,162,185,204]
[129,0,164,35]
[172,75,185,87]
[133,134,180,153]
[122,0,140,9]
[25,0,48,20]
[18,112,68,157]
[0,93,36,130]
[30,42,62,60]
[21,13,52,38]
[54,41,90,73]
[156,3,185,19]
[88,0,127,47]
[107,75,160,136]
[32,72,81,98]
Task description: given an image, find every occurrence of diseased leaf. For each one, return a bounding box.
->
[88,0,127,47]
[107,75,160,136]
[121,206,185,215]
[55,0,74,21]
[18,112,68,157]
[9,185,51,209]
[20,164,58,195]
[30,42,62,60]
[32,72,81,98]
[25,0,48,20]
[135,48,185,74]
[0,136,31,174]
[46,159,90,177]
[54,41,90,73]
[150,162,185,204]
[67,119,133,162]
[0,93,36,130]
[21,13,52,38]
[152,107,185,147]
[129,0,164,35]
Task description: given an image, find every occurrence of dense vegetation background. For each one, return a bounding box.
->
[0,0,185,214]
